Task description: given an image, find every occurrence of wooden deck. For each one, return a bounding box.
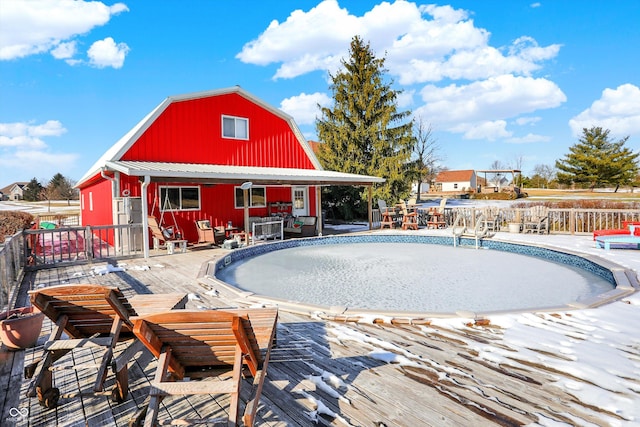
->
[1,240,638,426]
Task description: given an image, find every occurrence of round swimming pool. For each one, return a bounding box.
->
[214,236,618,314]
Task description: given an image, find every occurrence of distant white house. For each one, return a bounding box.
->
[433,170,477,192]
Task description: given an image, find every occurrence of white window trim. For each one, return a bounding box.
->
[222,115,249,140]
[234,185,266,209]
[159,186,201,211]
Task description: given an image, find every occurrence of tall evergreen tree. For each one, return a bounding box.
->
[45,173,77,205]
[23,177,43,201]
[316,36,415,219]
[556,127,639,191]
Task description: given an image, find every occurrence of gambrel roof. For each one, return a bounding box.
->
[77,86,383,188]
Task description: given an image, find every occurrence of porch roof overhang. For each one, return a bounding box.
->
[104,161,385,186]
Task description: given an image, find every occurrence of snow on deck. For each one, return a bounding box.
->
[1,228,638,426]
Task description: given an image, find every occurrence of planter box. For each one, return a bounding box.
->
[508,223,521,233]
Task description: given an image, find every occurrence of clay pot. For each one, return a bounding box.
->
[0,306,44,350]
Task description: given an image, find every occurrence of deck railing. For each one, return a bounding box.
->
[0,231,25,311]
[447,207,640,234]
[21,223,144,268]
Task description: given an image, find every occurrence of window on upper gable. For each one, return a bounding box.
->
[222,115,249,140]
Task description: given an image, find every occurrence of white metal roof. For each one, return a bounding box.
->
[105,161,385,186]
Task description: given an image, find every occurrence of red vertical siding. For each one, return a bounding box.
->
[80,179,113,227]
[80,179,115,243]
[82,91,322,239]
[120,93,316,169]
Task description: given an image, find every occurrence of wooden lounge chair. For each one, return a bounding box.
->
[131,308,278,427]
[26,284,187,408]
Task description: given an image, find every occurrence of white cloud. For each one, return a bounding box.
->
[0,151,80,180]
[413,75,565,140]
[452,120,511,141]
[569,84,640,137]
[0,120,66,148]
[515,116,542,126]
[396,89,415,109]
[237,0,560,84]
[0,120,77,179]
[0,0,128,64]
[51,41,77,59]
[87,37,129,69]
[237,1,564,143]
[530,2,542,8]
[507,133,551,143]
[280,92,332,125]
[417,75,565,124]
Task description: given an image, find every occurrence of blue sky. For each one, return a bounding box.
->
[1,0,639,186]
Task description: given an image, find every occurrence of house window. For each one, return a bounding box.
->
[222,115,248,140]
[453,183,458,189]
[234,186,266,208]
[159,186,200,211]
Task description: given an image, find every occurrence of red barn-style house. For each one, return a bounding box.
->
[76,87,383,256]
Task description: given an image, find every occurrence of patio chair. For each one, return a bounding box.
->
[426,198,448,229]
[398,200,419,230]
[148,216,187,253]
[522,205,549,234]
[26,284,187,408]
[378,200,400,229]
[481,206,501,232]
[131,308,278,427]
[195,219,225,245]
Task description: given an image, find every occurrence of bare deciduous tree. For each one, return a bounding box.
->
[411,117,442,201]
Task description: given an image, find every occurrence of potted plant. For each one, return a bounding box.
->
[0,306,44,350]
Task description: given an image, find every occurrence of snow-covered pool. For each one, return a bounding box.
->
[215,238,615,313]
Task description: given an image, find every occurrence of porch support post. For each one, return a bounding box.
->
[243,188,249,236]
[316,186,322,236]
[368,185,373,230]
[141,176,150,259]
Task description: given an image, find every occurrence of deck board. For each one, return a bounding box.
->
[1,245,637,426]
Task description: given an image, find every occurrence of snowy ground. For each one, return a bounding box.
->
[312,225,640,426]
[0,200,80,214]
